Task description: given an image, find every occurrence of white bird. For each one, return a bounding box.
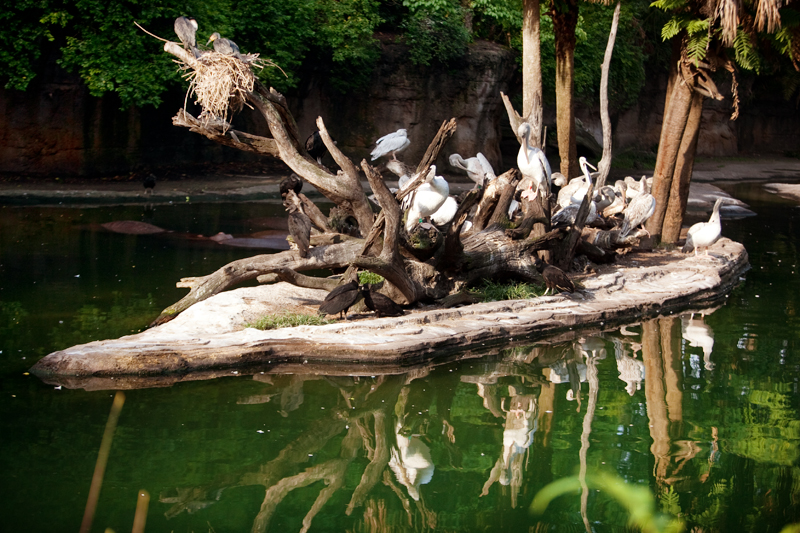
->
[405,166,449,231]
[593,185,616,212]
[431,196,458,226]
[619,176,656,238]
[603,181,628,217]
[681,313,715,370]
[557,157,597,208]
[552,172,569,188]
[623,175,651,200]
[516,123,551,200]
[682,198,727,255]
[371,128,410,161]
[449,152,496,185]
[551,201,598,227]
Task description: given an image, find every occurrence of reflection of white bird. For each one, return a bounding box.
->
[681,313,715,369]
[405,167,449,231]
[389,421,434,501]
[371,129,410,161]
[517,123,551,200]
[682,198,727,255]
[431,196,458,225]
[619,176,656,237]
[449,153,496,184]
[612,337,645,396]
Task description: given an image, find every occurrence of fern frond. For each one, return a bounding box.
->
[734,29,760,73]
[661,17,684,40]
[650,0,688,11]
[686,18,709,35]
[686,32,709,64]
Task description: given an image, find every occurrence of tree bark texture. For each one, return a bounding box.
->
[596,1,621,189]
[551,0,580,178]
[645,65,696,241]
[661,92,704,243]
[522,0,544,145]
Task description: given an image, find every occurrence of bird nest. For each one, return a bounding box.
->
[179,51,266,131]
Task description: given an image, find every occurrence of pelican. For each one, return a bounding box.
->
[516,123,551,200]
[623,175,650,200]
[405,166,449,231]
[557,157,597,208]
[552,172,569,188]
[551,201,599,227]
[593,185,616,212]
[174,17,199,58]
[371,128,410,161]
[682,198,727,255]
[449,152,496,185]
[619,176,656,238]
[207,32,242,58]
[431,196,458,226]
[602,181,627,217]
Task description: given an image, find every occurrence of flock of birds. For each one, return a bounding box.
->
[305,122,730,319]
[173,16,246,60]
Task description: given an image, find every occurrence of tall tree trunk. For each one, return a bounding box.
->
[551,0,579,178]
[661,92,704,243]
[596,1,622,189]
[645,63,696,241]
[523,0,544,146]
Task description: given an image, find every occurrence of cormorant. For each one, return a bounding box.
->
[318,280,361,318]
[207,32,242,59]
[361,285,404,317]
[143,173,156,195]
[174,17,199,58]
[305,131,330,164]
[280,174,303,198]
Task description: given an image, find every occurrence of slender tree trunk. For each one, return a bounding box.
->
[551,0,579,178]
[523,0,543,143]
[596,1,621,189]
[662,92,704,243]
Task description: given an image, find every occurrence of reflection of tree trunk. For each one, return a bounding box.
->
[551,0,579,178]
[659,317,683,425]
[579,355,599,533]
[642,319,671,483]
[347,411,390,515]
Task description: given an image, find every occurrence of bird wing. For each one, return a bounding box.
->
[477,153,495,179]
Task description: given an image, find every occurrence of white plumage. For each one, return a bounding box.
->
[557,157,596,208]
[619,176,656,237]
[449,152,496,184]
[371,128,410,161]
[516,123,551,200]
[431,196,458,226]
[405,166,449,231]
[682,198,726,255]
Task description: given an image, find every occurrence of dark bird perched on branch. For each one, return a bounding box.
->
[143,173,156,195]
[287,204,312,258]
[305,131,333,164]
[360,285,404,317]
[174,16,200,58]
[280,174,303,198]
[534,257,574,295]
[318,280,361,319]
[207,32,242,59]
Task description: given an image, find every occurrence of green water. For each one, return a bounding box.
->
[1,192,800,532]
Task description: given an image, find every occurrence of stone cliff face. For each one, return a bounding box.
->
[1,41,797,177]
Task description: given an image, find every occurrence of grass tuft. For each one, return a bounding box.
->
[358,271,385,285]
[470,279,546,302]
[246,312,334,330]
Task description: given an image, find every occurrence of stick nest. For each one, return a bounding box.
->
[180,52,267,130]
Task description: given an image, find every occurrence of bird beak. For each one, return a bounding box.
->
[206,35,215,45]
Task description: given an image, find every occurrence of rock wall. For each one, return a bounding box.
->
[1,42,798,177]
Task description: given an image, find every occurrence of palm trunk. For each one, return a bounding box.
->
[645,64,695,240]
[551,0,579,178]
[523,0,544,145]
[661,92,704,243]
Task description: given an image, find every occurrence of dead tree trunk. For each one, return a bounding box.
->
[596,1,621,190]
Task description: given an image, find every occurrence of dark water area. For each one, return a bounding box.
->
[1,189,800,532]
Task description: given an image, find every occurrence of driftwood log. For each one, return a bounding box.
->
[152,39,642,326]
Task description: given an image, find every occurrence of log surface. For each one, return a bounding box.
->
[32,239,749,389]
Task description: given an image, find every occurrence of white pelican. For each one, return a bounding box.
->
[682,198,727,255]
[619,176,656,237]
[516,123,551,200]
[557,157,597,208]
[449,152,496,184]
[371,128,410,161]
[388,420,434,501]
[405,166,449,231]
[431,196,458,226]
[551,201,598,227]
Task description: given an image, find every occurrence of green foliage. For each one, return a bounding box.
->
[734,30,761,73]
[246,312,334,330]
[532,472,685,533]
[402,0,470,66]
[358,271,385,284]
[470,279,545,302]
